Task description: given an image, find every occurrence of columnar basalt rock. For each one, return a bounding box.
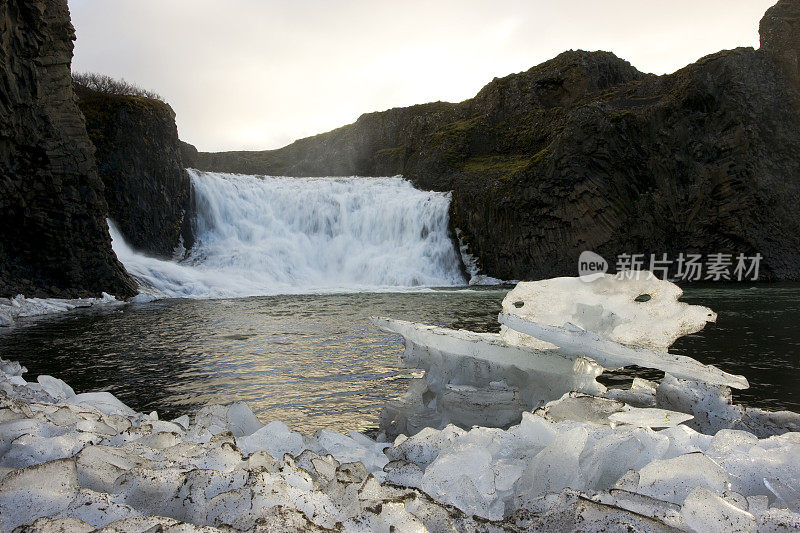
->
[0,0,136,298]
[76,88,193,258]
[760,0,800,84]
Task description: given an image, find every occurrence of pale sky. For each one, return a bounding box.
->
[67,0,775,152]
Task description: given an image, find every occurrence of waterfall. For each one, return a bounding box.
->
[110,170,466,299]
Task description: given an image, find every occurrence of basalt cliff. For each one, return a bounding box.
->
[197,0,800,281]
[0,0,135,298]
[75,87,192,258]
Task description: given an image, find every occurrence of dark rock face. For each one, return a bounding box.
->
[0,0,136,298]
[76,88,192,258]
[760,0,800,83]
[179,140,199,169]
[197,3,800,281]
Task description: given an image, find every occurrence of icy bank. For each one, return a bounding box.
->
[1,356,799,531]
[0,294,122,327]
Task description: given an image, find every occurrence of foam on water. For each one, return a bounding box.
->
[110,171,467,298]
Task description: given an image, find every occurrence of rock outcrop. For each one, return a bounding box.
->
[76,87,192,258]
[0,0,136,298]
[760,0,800,83]
[197,0,800,281]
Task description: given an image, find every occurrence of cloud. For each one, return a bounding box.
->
[67,0,774,152]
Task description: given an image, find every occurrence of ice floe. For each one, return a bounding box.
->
[0,274,798,531]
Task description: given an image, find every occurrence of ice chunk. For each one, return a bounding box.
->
[598,489,683,527]
[708,429,759,456]
[237,420,305,458]
[383,460,424,489]
[0,294,122,327]
[171,414,191,430]
[515,426,589,508]
[681,486,756,532]
[522,489,680,532]
[36,376,76,401]
[0,308,12,327]
[0,458,79,494]
[537,393,627,426]
[0,419,65,458]
[499,273,716,350]
[343,500,429,532]
[111,466,186,517]
[609,408,694,429]
[224,402,264,437]
[764,478,800,512]
[76,446,154,493]
[0,357,26,377]
[604,377,658,408]
[627,452,732,504]
[54,489,139,529]
[659,424,712,458]
[499,313,748,389]
[735,408,800,438]
[0,459,80,531]
[374,276,745,437]
[538,393,692,429]
[757,508,800,532]
[421,444,503,520]
[581,429,669,491]
[656,374,745,433]
[20,517,95,532]
[439,383,527,428]
[2,431,98,469]
[73,392,136,417]
[372,317,606,433]
[372,317,604,402]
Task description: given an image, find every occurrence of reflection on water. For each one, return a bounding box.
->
[0,285,798,433]
[0,290,503,433]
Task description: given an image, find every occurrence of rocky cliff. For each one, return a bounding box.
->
[0,0,136,298]
[76,87,192,258]
[197,0,800,281]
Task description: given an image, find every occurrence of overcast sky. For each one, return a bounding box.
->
[67,0,775,152]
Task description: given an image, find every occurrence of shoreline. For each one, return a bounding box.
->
[1,349,799,530]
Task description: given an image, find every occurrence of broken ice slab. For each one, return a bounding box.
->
[498,313,749,390]
[371,317,607,407]
[608,408,694,429]
[372,317,610,435]
[537,393,694,429]
[499,273,717,350]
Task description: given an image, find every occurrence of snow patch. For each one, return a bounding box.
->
[0,293,121,327]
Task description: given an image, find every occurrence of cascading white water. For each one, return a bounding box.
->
[110,170,467,299]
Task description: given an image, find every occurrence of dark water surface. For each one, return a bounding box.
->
[0,285,798,433]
